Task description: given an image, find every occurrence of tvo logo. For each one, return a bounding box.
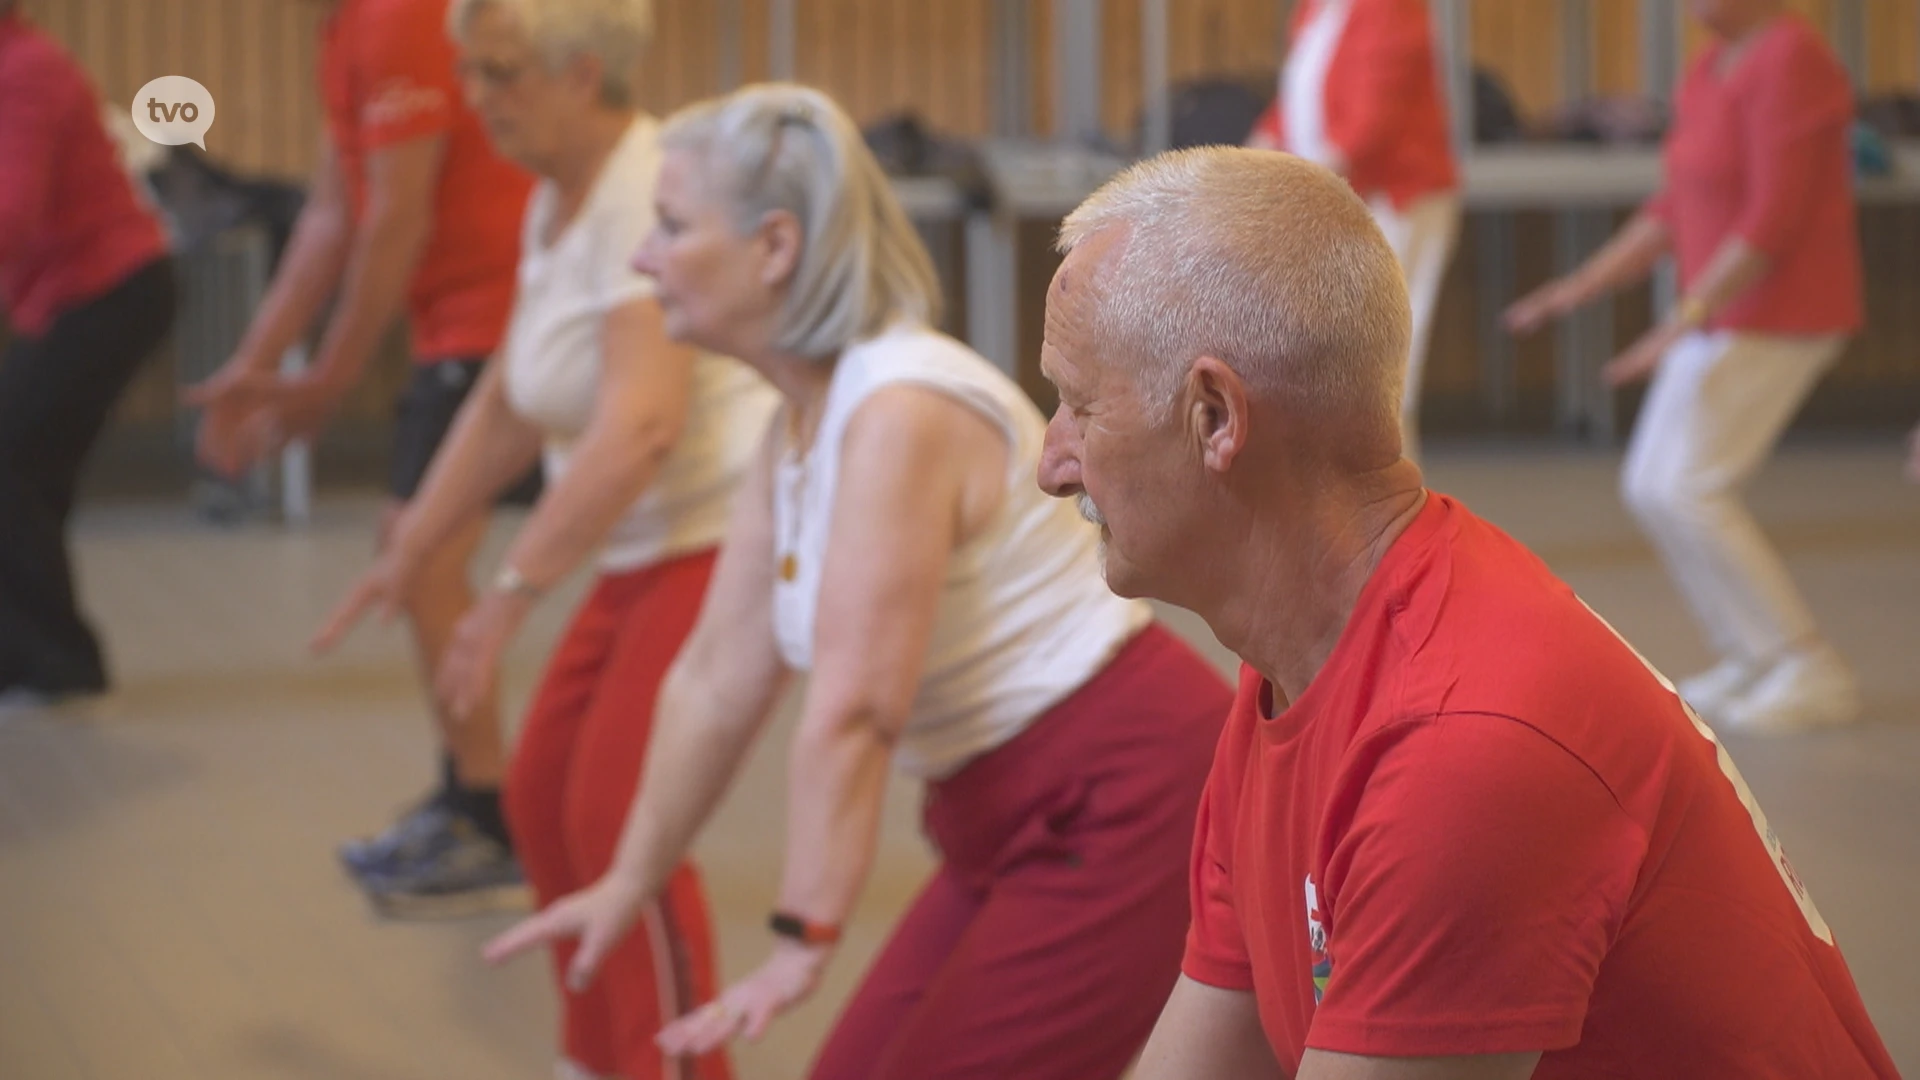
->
[132,76,216,149]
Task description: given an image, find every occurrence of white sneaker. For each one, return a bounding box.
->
[1722,647,1861,736]
[1675,659,1762,722]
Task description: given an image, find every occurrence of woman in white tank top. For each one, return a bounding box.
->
[486,84,1233,1080]
[315,4,774,1077]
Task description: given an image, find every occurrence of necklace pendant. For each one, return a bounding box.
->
[779,552,798,582]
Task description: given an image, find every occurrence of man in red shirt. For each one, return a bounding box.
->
[190,0,534,913]
[1037,147,1898,1078]
[0,2,175,702]
[1508,0,1862,736]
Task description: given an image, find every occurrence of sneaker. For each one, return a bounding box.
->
[338,794,460,879]
[359,814,531,919]
[1722,647,1862,736]
[1675,659,1762,723]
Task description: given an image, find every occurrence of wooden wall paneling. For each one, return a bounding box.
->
[1593,0,1640,96]
[1473,0,1566,120]
[1098,0,1284,145]
[1865,0,1920,91]
[1028,0,1053,137]
[1101,0,1140,138]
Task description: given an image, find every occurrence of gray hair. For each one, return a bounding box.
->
[447,0,652,108]
[660,83,942,360]
[1058,148,1409,436]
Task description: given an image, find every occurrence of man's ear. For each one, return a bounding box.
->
[1188,355,1250,474]
[757,209,804,289]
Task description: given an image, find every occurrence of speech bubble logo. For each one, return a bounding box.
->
[132,76,215,150]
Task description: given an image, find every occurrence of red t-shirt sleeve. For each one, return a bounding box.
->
[1183,766,1256,991]
[1733,33,1853,261]
[1331,0,1435,170]
[1307,714,1646,1057]
[354,0,459,151]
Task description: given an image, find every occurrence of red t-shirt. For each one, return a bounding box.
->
[0,13,167,337]
[1642,14,1862,336]
[1184,494,1898,1077]
[1249,0,1459,210]
[320,0,530,361]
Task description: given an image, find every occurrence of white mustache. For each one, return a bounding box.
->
[1076,493,1105,527]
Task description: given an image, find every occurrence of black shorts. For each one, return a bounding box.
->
[389,357,542,505]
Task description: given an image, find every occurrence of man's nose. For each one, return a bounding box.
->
[1036,408,1082,498]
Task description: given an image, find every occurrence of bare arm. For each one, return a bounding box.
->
[384,358,544,563]
[302,134,442,391]
[774,386,1009,928]
[645,386,1014,1055]
[1136,977,1287,1080]
[226,139,354,372]
[1505,213,1672,334]
[606,420,792,902]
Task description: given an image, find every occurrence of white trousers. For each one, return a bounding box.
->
[1370,191,1461,463]
[1620,330,1845,666]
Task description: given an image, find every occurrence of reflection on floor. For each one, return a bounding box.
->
[3,441,1917,1078]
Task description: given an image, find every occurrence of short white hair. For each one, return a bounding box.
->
[447,0,653,108]
[660,83,942,360]
[1059,148,1409,436]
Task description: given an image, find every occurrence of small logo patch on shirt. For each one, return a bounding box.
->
[1306,874,1331,1004]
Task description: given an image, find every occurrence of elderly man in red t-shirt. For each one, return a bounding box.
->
[189,0,534,915]
[1508,0,1862,737]
[1036,147,1898,1079]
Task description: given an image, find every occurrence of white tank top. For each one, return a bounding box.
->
[771,323,1152,778]
[503,115,779,572]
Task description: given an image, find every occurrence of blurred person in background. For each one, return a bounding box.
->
[1507,0,1863,736]
[0,0,176,704]
[1247,0,1459,462]
[188,0,537,905]
[316,0,777,1074]
[483,83,1235,1080]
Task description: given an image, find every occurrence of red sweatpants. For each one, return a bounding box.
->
[505,551,731,1080]
[807,624,1233,1080]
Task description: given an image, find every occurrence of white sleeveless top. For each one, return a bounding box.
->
[503,115,779,572]
[771,323,1152,778]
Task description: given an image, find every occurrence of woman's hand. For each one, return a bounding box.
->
[1602,321,1686,388]
[435,588,535,720]
[656,940,833,1056]
[483,871,652,992]
[1504,277,1585,337]
[311,544,422,654]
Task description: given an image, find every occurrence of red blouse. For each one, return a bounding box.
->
[1643,14,1863,336]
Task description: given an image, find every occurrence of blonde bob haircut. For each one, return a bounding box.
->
[446,0,654,109]
[661,83,943,360]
